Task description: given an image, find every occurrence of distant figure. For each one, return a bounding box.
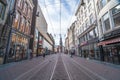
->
[42,49,46,58]
[70,48,75,58]
[43,53,45,58]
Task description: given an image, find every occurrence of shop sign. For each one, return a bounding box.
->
[104,29,120,40]
[39,40,43,45]
[98,37,120,46]
[80,41,88,46]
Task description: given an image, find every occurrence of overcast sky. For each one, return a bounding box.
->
[38,0,80,45]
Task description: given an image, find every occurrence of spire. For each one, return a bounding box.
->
[59,34,62,52]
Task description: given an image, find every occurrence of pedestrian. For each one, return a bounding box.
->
[70,49,73,57]
[43,53,45,58]
[42,49,46,58]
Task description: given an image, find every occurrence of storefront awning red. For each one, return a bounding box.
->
[80,41,88,46]
[98,37,120,46]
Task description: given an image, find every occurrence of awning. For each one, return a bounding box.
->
[80,41,88,46]
[98,37,120,46]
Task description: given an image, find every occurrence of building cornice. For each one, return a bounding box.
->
[75,0,85,15]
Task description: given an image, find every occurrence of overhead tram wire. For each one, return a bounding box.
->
[40,0,72,6]
[44,0,55,37]
[66,0,80,29]
[60,0,61,37]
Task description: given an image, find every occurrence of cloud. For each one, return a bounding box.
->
[39,0,80,45]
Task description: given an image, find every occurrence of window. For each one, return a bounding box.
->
[112,4,120,27]
[99,19,103,33]
[87,33,90,40]
[20,17,25,32]
[8,0,15,11]
[87,0,90,3]
[89,14,94,24]
[25,21,29,35]
[17,0,23,8]
[94,27,98,37]
[88,4,92,12]
[100,0,107,8]
[103,13,111,31]
[12,11,20,29]
[97,1,101,14]
[0,2,6,20]
[86,20,89,28]
[89,30,95,39]
[85,34,88,41]
[28,7,32,19]
[23,2,28,14]
[85,11,87,18]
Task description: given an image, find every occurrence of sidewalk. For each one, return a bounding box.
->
[0,55,50,70]
[74,55,120,69]
[72,56,120,80]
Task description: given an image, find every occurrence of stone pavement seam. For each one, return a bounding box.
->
[74,55,120,69]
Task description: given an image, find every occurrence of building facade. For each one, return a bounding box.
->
[0,0,10,64]
[33,4,54,56]
[65,37,68,54]
[6,0,34,62]
[66,22,75,54]
[75,0,100,59]
[97,0,120,64]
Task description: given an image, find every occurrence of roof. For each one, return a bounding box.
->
[75,0,85,15]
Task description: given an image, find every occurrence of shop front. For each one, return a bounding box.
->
[8,33,29,62]
[79,38,100,59]
[88,38,100,60]
[79,41,88,58]
[36,33,43,56]
[98,37,120,64]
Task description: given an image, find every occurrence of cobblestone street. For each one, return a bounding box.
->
[0,53,120,80]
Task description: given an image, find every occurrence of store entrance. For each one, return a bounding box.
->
[103,43,120,64]
[8,43,27,62]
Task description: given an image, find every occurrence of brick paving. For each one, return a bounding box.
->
[72,55,120,80]
[0,53,120,80]
[51,54,69,80]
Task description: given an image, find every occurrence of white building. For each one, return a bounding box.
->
[96,0,120,64]
[75,0,99,58]
[34,4,54,56]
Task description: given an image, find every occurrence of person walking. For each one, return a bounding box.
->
[42,49,46,58]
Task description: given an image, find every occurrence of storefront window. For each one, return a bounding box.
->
[0,2,6,20]
[112,4,120,27]
[103,12,111,31]
[9,33,28,62]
